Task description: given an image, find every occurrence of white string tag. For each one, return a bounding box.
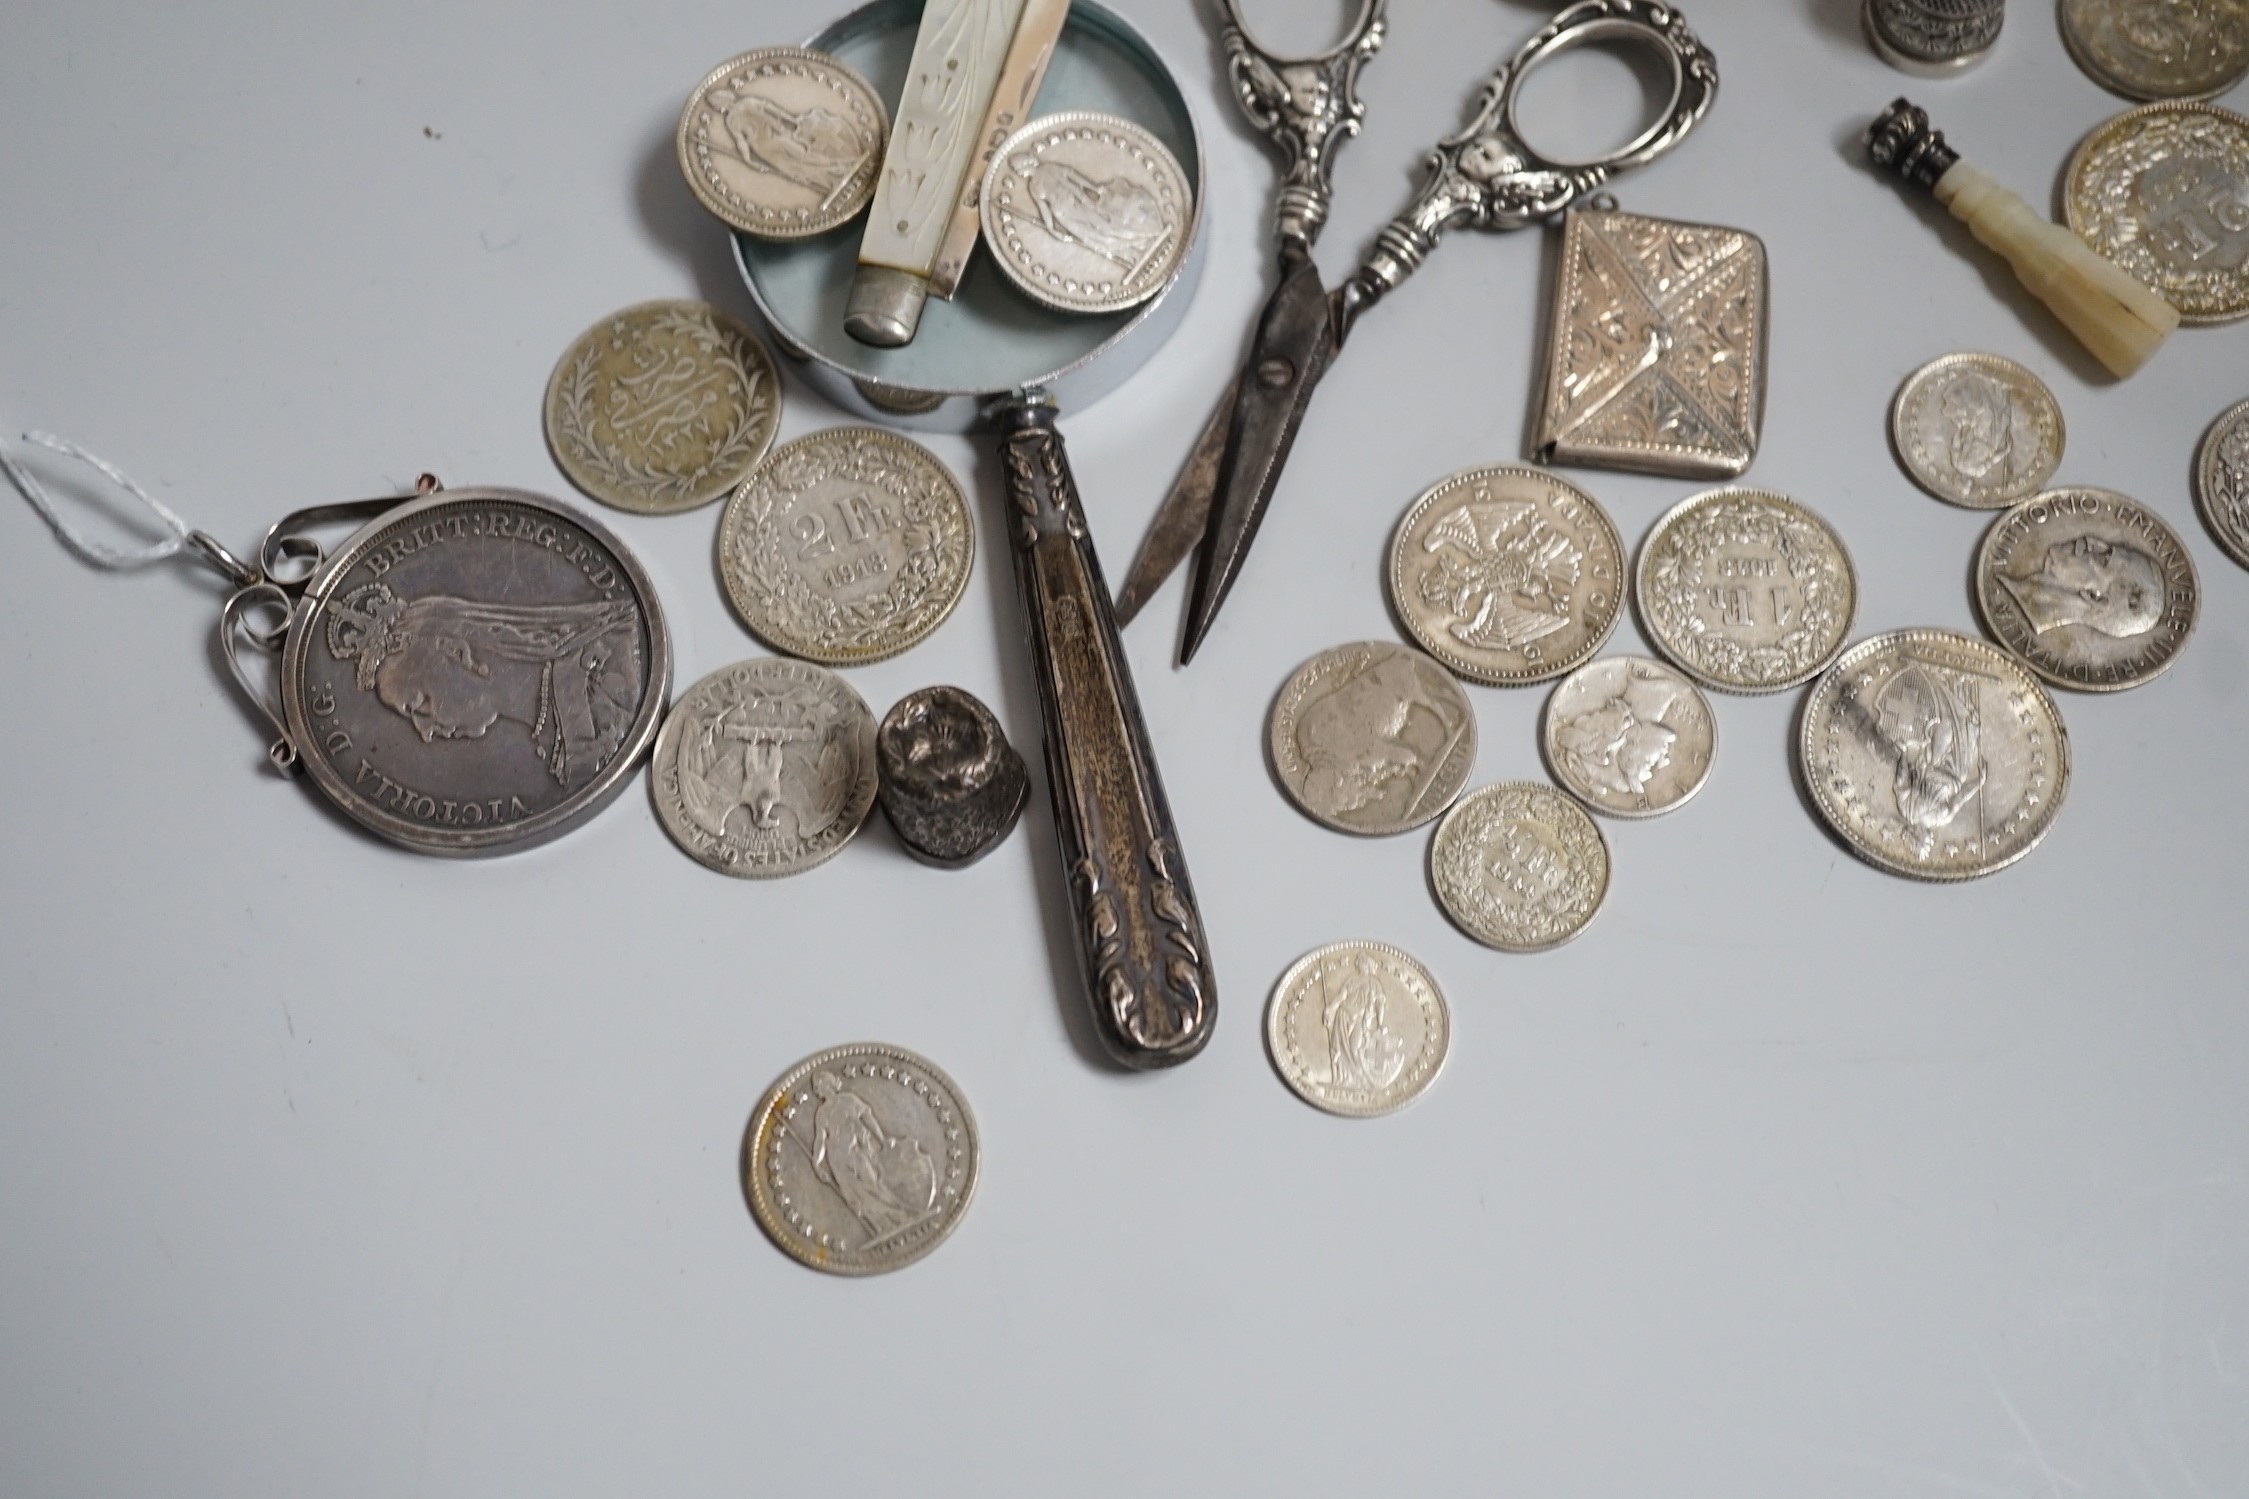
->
[1,431,195,571]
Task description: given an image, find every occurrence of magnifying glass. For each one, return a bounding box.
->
[733,0,1215,1071]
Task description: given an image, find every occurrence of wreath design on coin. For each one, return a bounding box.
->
[553,306,777,508]
[1433,786,1605,948]
[1645,499,1849,686]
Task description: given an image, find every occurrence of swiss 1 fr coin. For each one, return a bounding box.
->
[1890,352,2065,509]
[1974,487,2199,692]
[1429,782,1611,953]
[2194,396,2249,570]
[1541,656,1716,819]
[745,1043,978,1276]
[278,488,670,855]
[1267,641,1477,836]
[1800,629,2070,881]
[982,111,1193,316]
[876,686,1030,869]
[2061,0,2249,102]
[677,48,886,240]
[1389,465,1624,687]
[719,427,975,667]
[544,300,780,516]
[1265,943,1450,1118]
[650,657,878,878]
[1635,488,1858,695]
[2065,101,2249,324]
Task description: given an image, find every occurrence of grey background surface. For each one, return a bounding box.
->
[3,1,2245,1494]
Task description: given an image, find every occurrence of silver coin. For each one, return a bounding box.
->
[1265,942,1450,1119]
[746,1043,978,1276]
[1429,782,1611,953]
[719,427,975,667]
[649,657,878,879]
[1388,465,1624,687]
[544,300,780,516]
[2194,396,2249,569]
[980,111,1193,316]
[2061,0,2249,102]
[1541,656,1717,819]
[1974,487,2200,692]
[2065,101,2249,325]
[1890,352,2065,509]
[676,48,886,240]
[1267,641,1477,836]
[1801,629,2070,881]
[278,488,670,856]
[1635,488,1858,695]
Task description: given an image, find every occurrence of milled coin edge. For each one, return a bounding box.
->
[674,47,889,241]
[1263,941,1451,1119]
[978,109,1195,317]
[2063,101,2249,326]
[2193,397,2249,571]
[1427,781,1613,953]
[1539,655,1719,820]
[1887,352,2065,509]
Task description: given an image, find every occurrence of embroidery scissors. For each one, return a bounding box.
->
[1113,0,1719,663]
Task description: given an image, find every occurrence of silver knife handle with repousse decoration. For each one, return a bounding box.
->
[996,398,1214,1068]
[1215,0,1385,249]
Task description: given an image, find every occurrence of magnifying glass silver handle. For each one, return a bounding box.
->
[997,398,1216,1069]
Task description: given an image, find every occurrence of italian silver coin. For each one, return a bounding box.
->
[1635,487,1858,695]
[677,47,887,240]
[745,1042,978,1276]
[2061,0,2249,102]
[2065,101,2249,325]
[2194,396,2249,570]
[1429,782,1611,953]
[1890,352,2065,509]
[1267,641,1477,836]
[1541,656,1716,819]
[981,111,1193,317]
[1265,942,1450,1119]
[1974,487,2200,692]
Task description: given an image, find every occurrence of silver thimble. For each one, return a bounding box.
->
[1864,0,2004,74]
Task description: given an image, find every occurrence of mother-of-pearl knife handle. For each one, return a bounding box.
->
[929,0,1070,300]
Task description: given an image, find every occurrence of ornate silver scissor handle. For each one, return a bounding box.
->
[1215,0,1387,249]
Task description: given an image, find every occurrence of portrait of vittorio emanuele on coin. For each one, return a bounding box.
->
[1268,642,1476,836]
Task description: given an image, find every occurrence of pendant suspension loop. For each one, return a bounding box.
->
[183,530,259,588]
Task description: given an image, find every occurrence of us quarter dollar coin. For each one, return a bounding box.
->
[1542,656,1716,819]
[1635,488,1857,694]
[1268,641,1477,836]
[1389,465,1624,687]
[1430,782,1611,952]
[745,1043,978,1276]
[2194,396,2249,569]
[2065,101,2249,324]
[1890,352,2065,508]
[545,300,780,516]
[981,111,1193,316]
[1974,488,2199,692]
[1801,629,2070,881]
[677,48,886,240]
[649,658,878,878]
[278,488,670,856]
[1265,943,1450,1119]
[2061,0,2249,102]
[719,427,975,666]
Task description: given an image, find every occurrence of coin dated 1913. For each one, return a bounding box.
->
[1265,943,1450,1119]
[745,1043,979,1276]
[981,111,1194,316]
[720,427,975,666]
[1890,352,2065,508]
[1801,630,2070,881]
[2065,101,2249,324]
[1389,465,1624,687]
[278,488,671,856]
[1635,488,1857,694]
[1542,656,1716,819]
[677,48,886,240]
[1267,641,1477,836]
[2197,397,2249,569]
[544,300,780,516]
[649,657,878,878]
[2061,0,2249,102]
[1430,782,1611,952]
[1974,488,2200,691]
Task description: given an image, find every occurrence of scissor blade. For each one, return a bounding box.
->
[1113,369,1239,628]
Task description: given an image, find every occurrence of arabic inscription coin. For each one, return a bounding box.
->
[2061,0,2249,102]
[719,427,975,666]
[2195,396,2249,569]
[2065,102,2249,324]
[1265,943,1450,1119]
[1974,488,2199,692]
[1890,352,2065,509]
[1542,656,1716,819]
[650,658,878,878]
[1801,630,2070,881]
[981,111,1193,316]
[746,1043,978,1276]
[1268,641,1477,836]
[1389,465,1624,687]
[677,48,886,240]
[1635,488,1857,694]
[1430,782,1610,952]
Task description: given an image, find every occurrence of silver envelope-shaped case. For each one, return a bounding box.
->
[1533,206,1769,480]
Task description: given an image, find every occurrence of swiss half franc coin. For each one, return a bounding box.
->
[1268,641,1477,836]
[1388,465,1624,686]
[719,427,975,666]
[1974,488,2199,692]
[677,48,886,240]
[1890,352,2065,508]
[545,300,780,516]
[1430,783,1611,953]
[982,112,1193,316]
[1800,629,2070,881]
[1635,487,1857,694]
[2061,0,2249,102]
[1542,657,1716,819]
[1265,943,1450,1119]
[2194,397,2249,570]
[650,658,878,878]
[746,1043,978,1276]
[2065,102,2249,324]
